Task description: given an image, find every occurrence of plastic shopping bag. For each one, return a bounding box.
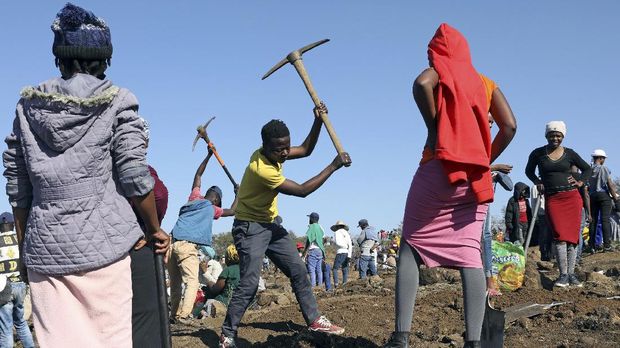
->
[491,240,525,292]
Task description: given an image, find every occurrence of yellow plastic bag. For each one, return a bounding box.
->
[492,241,525,292]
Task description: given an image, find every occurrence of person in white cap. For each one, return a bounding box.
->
[587,149,618,252]
[331,220,353,287]
[525,121,591,288]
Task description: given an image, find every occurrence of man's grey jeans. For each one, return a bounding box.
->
[222,219,320,337]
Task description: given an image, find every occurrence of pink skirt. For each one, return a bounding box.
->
[28,254,133,348]
[402,159,488,268]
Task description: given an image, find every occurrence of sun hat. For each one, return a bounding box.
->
[330,220,349,232]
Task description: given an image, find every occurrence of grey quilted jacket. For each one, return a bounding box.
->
[3,73,154,276]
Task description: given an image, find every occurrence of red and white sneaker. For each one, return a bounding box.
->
[219,334,237,348]
[308,315,345,335]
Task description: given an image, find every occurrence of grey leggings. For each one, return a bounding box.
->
[395,242,486,341]
[554,241,577,275]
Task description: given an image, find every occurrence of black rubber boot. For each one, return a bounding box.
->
[383,332,410,348]
[463,341,481,348]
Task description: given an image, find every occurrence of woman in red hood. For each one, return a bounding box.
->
[385,24,516,348]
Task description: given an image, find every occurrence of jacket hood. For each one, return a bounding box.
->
[513,182,530,200]
[20,73,119,152]
[428,23,473,63]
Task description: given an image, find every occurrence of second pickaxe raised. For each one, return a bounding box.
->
[262,39,351,166]
[192,117,238,188]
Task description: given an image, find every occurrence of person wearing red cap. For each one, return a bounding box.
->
[385,23,516,348]
[296,242,305,257]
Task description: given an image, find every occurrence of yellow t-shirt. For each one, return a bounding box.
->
[234,149,286,223]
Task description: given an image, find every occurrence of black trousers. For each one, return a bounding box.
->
[222,219,320,337]
[589,191,613,248]
[537,215,552,260]
[130,245,163,348]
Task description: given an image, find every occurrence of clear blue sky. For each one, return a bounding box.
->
[1,1,618,238]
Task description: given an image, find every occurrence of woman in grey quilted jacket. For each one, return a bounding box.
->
[2,4,169,347]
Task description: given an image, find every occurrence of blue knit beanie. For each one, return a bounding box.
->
[51,3,113,60]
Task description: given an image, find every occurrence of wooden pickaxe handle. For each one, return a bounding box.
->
[290,59,348,158]
[197,128,239,188]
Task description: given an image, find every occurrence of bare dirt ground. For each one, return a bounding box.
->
[172,249,620,348]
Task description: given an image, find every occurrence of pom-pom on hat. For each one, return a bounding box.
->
[51,3,113,60]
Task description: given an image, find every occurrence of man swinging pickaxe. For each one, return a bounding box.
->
[192,117,238,188]
[262,39,351,166]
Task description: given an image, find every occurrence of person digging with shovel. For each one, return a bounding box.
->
[219,103,351,348]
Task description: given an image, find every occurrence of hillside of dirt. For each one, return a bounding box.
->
[172,248,620,348]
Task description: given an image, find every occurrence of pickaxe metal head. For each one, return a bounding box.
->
[192,116,216,151]
[261,39,330,80]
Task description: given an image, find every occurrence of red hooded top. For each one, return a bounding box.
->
[428,23,493,204]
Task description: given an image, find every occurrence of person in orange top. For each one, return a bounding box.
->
[384,23,516,348]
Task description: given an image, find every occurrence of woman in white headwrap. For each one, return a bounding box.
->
[525,121,590,288]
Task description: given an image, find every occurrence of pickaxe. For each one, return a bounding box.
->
[262,39,351,166]
[192,117,238,188]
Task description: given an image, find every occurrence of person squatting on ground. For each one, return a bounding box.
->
[169,150,238,323]
[331,220,353,287]
[356,219,379,279]
[219,103,350,348]
[0,213,34,348]
[504,182,532,245]
[525,121,591,288]
[2,4,170,347]
[200,244,241,318]
[303,212,326,286]
[199,246,223,287]
[385,23,517,348]
[587,149,618,252]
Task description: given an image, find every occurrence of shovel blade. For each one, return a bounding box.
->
[481,297,505,348]
[504,302,545,323]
